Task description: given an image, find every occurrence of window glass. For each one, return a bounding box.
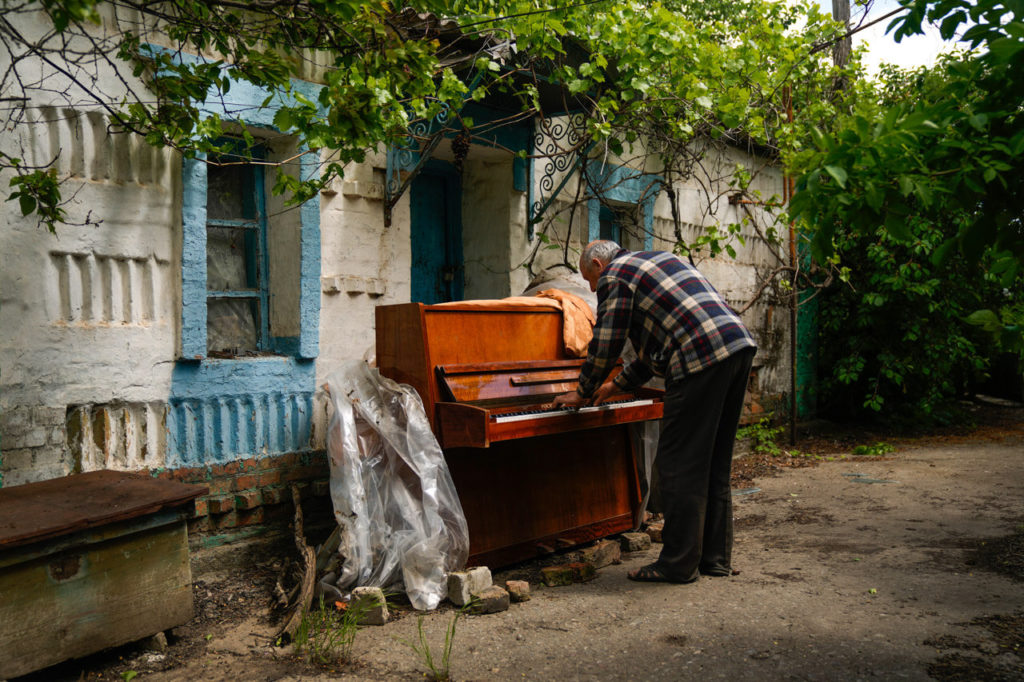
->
[204,142,267,356]
[207,162,252,220]
[207,298,260,355]
[207,226,256,291]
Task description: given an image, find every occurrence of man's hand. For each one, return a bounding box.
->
[590,380,618,406]
[551,380,619,410]
[552,390,587,410]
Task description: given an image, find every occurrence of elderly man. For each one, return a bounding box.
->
[553,240,757,583]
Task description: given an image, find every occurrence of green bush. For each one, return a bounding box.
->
[816,217,1002,422]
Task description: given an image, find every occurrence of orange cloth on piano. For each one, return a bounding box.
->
[432,290,595,357]
[533,288,595,357]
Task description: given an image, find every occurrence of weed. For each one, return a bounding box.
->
[292,595,369,665]
[738,418,783,456]
[121,672,137,682]
[401,607,464,681]
[851,442,896,456]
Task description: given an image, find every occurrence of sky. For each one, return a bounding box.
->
[819,0,961,74]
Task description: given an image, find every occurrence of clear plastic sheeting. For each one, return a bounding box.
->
[324,360,469,610]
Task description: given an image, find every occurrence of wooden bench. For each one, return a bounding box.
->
[0,470,206,679]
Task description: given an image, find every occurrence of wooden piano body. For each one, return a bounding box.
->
[375,301,663,568]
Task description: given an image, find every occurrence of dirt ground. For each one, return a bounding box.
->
[14,399,1024,682]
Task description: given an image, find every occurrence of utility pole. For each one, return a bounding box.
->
[832,0,852,70]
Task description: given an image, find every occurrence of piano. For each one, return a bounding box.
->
[376,301,664,568]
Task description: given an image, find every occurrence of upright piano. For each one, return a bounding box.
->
[376,301,664,568]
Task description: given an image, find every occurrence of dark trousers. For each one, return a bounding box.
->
[653,347,756,582]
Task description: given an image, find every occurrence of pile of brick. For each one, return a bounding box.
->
[326,521,666,625]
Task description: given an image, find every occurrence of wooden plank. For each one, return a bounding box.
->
[0,470,206,550]
[0,521,194,679]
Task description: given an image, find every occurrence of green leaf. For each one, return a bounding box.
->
[18,193,37,216]
[884,212,912,241]
[824,165,848,188]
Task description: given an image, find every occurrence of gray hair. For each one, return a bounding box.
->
[582,240,621,265]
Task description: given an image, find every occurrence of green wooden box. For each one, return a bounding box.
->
[0,471,206,679]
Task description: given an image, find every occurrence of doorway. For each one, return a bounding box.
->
[410,161,464,304]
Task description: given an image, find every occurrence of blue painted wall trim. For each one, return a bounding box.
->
[142,44,323,126]
[180,154,208,360]
[168,358,315,467]
[298,151,321,359]
[586,162,660,250]
[171,45,321,465]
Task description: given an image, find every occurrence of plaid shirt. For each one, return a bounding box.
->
[576,249,757,397]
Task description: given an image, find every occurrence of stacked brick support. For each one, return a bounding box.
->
[149,451,332,547]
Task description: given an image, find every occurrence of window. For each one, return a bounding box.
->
[205,143,270,356]
[598,203,644,248]
[587,162,659,251]
[179,134,319,361]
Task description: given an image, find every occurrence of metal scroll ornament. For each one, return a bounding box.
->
[384,100,453,226]
[529,112,591,225]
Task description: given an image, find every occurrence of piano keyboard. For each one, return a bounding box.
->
[492,398,656,423]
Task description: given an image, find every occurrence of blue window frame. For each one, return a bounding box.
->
[587,162,659,250]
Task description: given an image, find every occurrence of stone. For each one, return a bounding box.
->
[646,521,665,543]
[141,631,168,652]
[619,532,652,552]
[505,580,531,603]
[447,566,492,606]
[468,585,509,614]
[579,539,621,569]
[541,562,596,587]
[541,565,574,587]
[350,586,388,626]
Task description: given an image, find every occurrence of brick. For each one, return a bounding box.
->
[0,407,30,430]
[6,427,47,449]
[312,479,329,497]
[211,510,240,530]
[505,580,531,603]
[579,539,621,569]
[234,489,262,509]
[237,507,265,526]
[448,566,492,606]
[541,565,573,587]
[351,586,388,626]
[233,474,258,491]
[206,478,232,495]
[258,469,283,487]
[262,486,288,505]
[48,426,65,446]
[541,562,596,587]
[645,522,664,543]
[619,532,652,552]
[192,497,209,517]
[469,585,509,614]
[31,406,64,426]
[206,495,235,514]
[0,448,34,471]
[283,464,329,482]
